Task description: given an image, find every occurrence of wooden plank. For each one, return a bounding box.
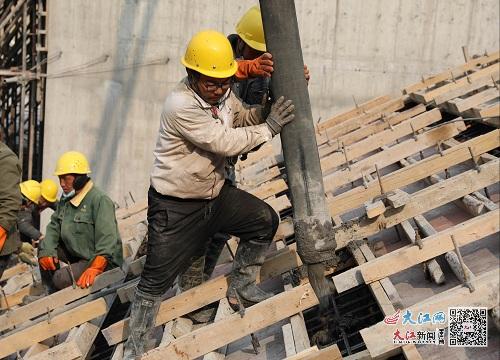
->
[332,162,499,292]
[317,95,392,132]
[360,209,499,285]
[27,342,81,360]
[445,86,499,114]
[358,244,404,310]
[319,98,405,144]
[360,269,499,358]
[328,130,499,216]
[250,178,288,200]
[323,120,465,191]
[332,159,499,248]
[283,323,297,357]
[0,263,29,282]
[0,298,108,358]
[239,165,281,189]
[0,267,125,331]
[410,63,499,104]
[403,51,500,94]
[236,143,275,169]
[319,104,427,157]
[0,282,44,309]
[267,194,292,213]
[434,71,499,105]
[204,297,234,360]
[286,344,342,360]
[142,283,320,360]
[23,343,49,358]
[320,108,442,173]
[386,189,411,208]
[364,199,386,218]
[102,244,302,346]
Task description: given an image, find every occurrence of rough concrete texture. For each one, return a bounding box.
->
[43,0,500,207]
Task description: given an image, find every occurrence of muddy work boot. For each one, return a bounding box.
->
[178,255,216,324]
[226,239,273,309]
[123,289,162,360]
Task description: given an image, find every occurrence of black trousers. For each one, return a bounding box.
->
[138,183,279,296]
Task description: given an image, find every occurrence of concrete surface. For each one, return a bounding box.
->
[42,0,500,208]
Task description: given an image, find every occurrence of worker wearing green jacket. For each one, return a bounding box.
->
[38,151,123,291]
[0,141,22,279]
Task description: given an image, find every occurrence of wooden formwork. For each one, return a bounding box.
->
[0,50,498,360]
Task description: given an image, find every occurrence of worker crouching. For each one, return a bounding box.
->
[37,151,123,292]
[123,30,295,358]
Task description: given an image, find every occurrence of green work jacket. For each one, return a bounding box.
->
[39,181,123,267]
[0,141,22,256]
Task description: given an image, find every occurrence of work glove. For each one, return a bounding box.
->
[19,242,37,266]
[0,226,6,252]
[76,255,107,289]
[39,256,59,271]
[235,53,274,79]
[265,96,296,136]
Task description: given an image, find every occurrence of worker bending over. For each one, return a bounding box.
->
[123,30,295,358]
[37,151,123,291]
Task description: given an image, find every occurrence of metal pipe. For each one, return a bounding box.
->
[259,0,337,304]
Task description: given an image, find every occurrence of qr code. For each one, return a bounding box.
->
[448,307,488,347]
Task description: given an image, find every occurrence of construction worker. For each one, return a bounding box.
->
[17,180,42,265]
[0,141,22,279]
[39,178,59,211]
[37,151,123,291]
[177,5,310,323]
[123,30,295,358]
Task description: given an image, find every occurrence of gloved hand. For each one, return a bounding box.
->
[0,226,6,252]
[265,96,295,136]
[304,64,310,84]
[76,255,107,288]
[39,256,59,271]
[235,53,274,79]
[19,242,37,266]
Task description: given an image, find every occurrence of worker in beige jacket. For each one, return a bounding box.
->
[123,30,295,358]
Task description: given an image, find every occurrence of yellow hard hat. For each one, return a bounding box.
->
[40,179,58,203]
[54,151,91,176]
[236,6,266,52]
[20,180,41,204]
[181,30,238,78]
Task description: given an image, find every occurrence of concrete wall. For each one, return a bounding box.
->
[43,0,499,206]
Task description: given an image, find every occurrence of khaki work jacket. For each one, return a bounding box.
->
[150,78,272,199]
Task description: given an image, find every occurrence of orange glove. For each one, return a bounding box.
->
[0,226,6,252]
[39,256,59,271]
[235,53,274,79]
[76,255,107,288]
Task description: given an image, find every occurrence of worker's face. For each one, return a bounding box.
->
[58,174,75,194]
[237,38,264,60]
[38,197,49,211]
[196,74,233,105]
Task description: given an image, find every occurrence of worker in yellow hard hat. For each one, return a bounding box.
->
[39,179,59,211]
[36,151,123,293]
[15,180,43,265]
[175,5,311,324]
[123,30,296,358]
[231,5,310,105]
